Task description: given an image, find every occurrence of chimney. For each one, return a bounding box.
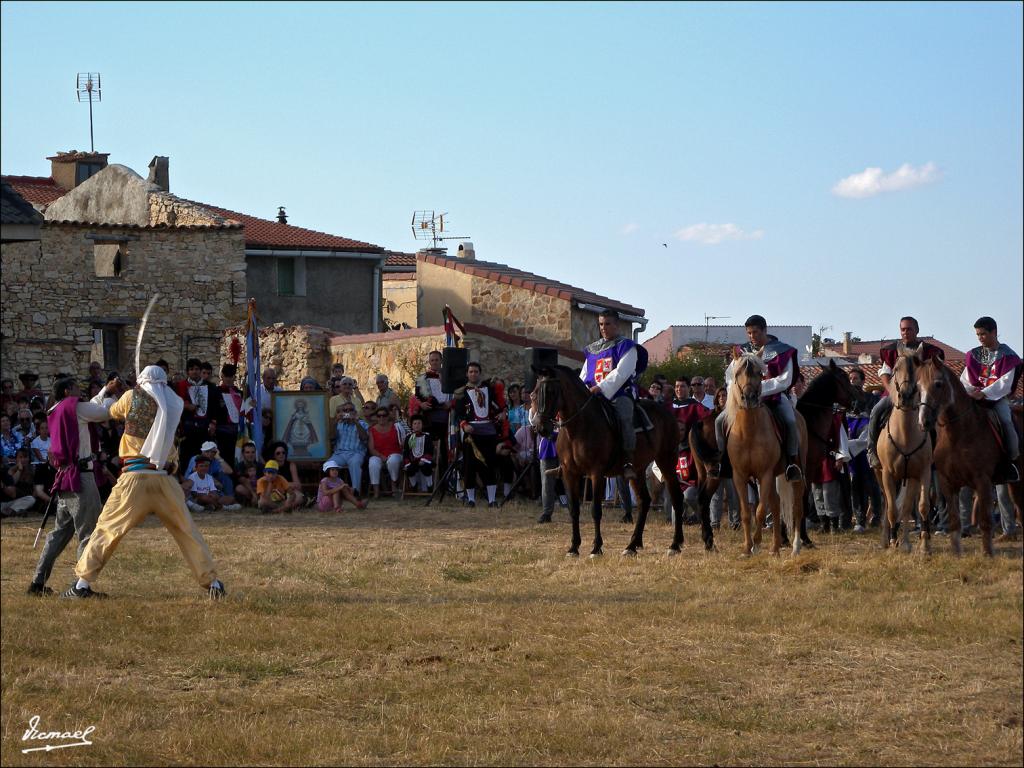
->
[147,156,169,192]
[277,206,288,224]
[842,331,852,355]
[457,241,475,260]
[48,150,109,189]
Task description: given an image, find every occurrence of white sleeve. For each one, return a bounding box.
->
[579,359,590,383]
[835,424,851,461]
[77,388,112,423]
[760,358,794,398]
[960,366,979,393]
[879,360,893,377]
[981,368,1016,401]
[598,347,637,399]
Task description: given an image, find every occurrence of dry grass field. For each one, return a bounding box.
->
[1,498,1022,766]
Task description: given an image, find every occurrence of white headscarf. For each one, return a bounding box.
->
[137,365,184,468]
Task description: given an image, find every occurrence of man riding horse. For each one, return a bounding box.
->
[866,316,944,469]
[579,308,646,480]
[962,316,1021,483]
[712,314,802,482]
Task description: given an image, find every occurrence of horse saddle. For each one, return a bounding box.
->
[632,402,654,434]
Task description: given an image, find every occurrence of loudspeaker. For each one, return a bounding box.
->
[441,347,468,394]
[524,347,559,394]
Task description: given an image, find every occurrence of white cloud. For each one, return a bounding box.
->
[832,162,941,199]
[673,222,764,245]
[620,222,639,235]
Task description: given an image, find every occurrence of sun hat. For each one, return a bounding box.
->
[322,459,341,473]
[201,441,218,452]
[264,460,280,471]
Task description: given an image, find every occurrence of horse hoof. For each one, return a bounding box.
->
[589,550,603,558]
[739,551,752,559]
[565,550,579,558]
[666,547,681,557]
[621,548,638,557]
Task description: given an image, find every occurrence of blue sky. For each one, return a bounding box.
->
[3,1,1021,353]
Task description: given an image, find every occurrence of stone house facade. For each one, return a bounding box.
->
[2,157,246,384]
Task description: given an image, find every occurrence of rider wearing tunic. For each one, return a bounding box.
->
[455,361,503,507]
[962,316,1021,482]
[866,316,945,468]
[713,314,803,482]
[579,309,645,480]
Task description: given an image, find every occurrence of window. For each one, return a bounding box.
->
[277,257,295,296]
[94,242,126,277]
[76,162,105,185]
[92,325,123,371]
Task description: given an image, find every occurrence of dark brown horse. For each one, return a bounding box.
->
[917,358,1023,556]
[533,365,712,557]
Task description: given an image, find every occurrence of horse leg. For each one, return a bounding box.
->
[899,479,918,554]
[762,472,781,556]
[590,473,604,557]
[917,482,931,556]
[738,474,754,557]
[939,476,962,556]
[697,477,717,552]
[753,481,768,551]
[565,468,582,557]
[974,480,994,557]
[881,471,901,550]
[628,475,652,556]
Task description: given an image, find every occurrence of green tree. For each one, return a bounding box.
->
[640,350,727,391]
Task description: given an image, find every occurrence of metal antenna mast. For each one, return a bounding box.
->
[704,314,731,342]
[411,211,470,249]
[76,73,102,152]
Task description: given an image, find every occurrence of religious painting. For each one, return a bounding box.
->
[271,392,330,462]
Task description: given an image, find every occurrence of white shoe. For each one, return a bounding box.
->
[186,500,204,513]
[223,503,241,511]
[853,524,866,534]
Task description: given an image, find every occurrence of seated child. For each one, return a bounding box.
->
[317,459,367,511]
[402,414,434,492]
[256,459,302,514]
[235,463,260,507]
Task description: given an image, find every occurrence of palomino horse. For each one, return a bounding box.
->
[876,351,932,553]
[917,357,1023,556]
[725,353,808,556]
[532,365,712,557]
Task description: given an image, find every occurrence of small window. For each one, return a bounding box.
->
[92,325,122,371]
[76,162,105,185]
[277,257,295,296]
[94,242,126,277]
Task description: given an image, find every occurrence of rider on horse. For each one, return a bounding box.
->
[580,308,645,481]
[712,314,803,482]
[962,316,1021,483]
[866,316,945,469]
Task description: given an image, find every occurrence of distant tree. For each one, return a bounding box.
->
[810,333,822,357]
[641,349,727,390]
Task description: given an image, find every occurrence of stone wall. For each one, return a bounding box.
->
[1,223,247,388]
[382,275,417,329]
[329,328,448,399]
[469,273,572,347]
[220,323,334,391]
[149,192,232,227]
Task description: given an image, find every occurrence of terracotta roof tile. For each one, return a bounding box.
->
[384,251,417,268]
[417,252,644,317]
[822,337,965,362]
[1,175,68,205]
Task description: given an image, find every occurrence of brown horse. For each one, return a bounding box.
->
[877,351,932,554]
[532,365,711,557]
[917,357,1023,556]
[725,353,808,556]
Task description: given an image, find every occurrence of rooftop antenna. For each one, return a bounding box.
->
[410,210,470,249]
[703,314,731,342]
[76,73,102,152]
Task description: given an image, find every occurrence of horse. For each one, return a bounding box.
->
[916,357,1023,556]
[724,352,808,556]
[532,365,713,558]
[797,359,865,532]
[876,350,932,554]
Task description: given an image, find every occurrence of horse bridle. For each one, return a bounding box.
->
[891,356,920,412]
[536,374,603,431]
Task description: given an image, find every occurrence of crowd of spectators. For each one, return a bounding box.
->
[2,355,1019,544]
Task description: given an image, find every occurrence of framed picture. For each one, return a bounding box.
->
[271,392,331,462]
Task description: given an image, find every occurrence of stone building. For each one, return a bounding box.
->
[2,154,246,383]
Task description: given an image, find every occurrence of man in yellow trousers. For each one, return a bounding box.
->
[65,364,226,599]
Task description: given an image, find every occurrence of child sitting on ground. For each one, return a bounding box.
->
[403,414,434,492]
[235,463,260,507]
[317,459,367,511]
[256,459,302,514]
[184,456,240,512]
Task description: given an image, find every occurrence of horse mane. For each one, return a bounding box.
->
[798,367,837,409]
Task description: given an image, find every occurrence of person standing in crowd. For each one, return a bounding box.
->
[505,383,529,437]
[866,316,945,468]
[260,367,282,406]
[455,361,503,507]
[707,386,739,529]
[0,414,21,467]
[809,406,852,533]
[847,368,878,412]
[27,375,118,596]
[174,358,213,475]
[327,362,346,393]
[374,374,401,412]
[844,393,881,533]
[415,350,454,483]
[212,364,243,467]
[531,397,566,523]
[690,377,714,409]
[961,316,1021,482]
[18,371,46,410]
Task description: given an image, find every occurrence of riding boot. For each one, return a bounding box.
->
[622,451,637,481]
[784,456,803,482]
[866,442,881,471]
[1005,456,1020,483]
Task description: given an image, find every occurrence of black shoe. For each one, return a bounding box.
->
[26,582,53,596]
[536,513,552,524]
[488,501,498,509]
[208,581,227,600]
[465,500,476,508]
[61,584,107,599]
[785,464,803,482]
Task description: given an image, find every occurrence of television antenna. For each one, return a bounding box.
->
[76,73,102,152]
[411,210,470,249]
[703,314,731,342]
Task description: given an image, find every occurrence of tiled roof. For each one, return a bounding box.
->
[1,182,44,225]
[384,251,417,268]
[418,252,645,317]
[383,271,416,281]
[2,175,68,206]
[822,337,965,362]
[188,202,383,253]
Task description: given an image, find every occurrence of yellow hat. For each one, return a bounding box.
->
[264,459,280,471]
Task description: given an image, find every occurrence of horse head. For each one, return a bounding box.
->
[890,351,921,411]
[819,358,862,411]
[731,353,764,409]
[916,356,952,431]
[531,365,560,438]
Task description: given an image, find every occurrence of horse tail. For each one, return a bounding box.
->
[777,475,796,536]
